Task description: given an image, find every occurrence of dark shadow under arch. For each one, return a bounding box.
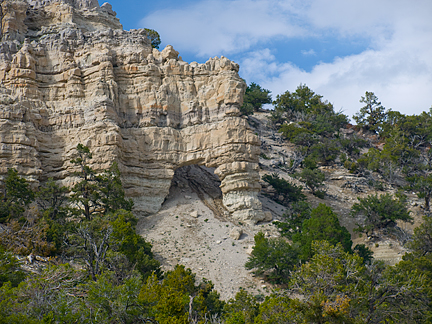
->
[168,165,228,220]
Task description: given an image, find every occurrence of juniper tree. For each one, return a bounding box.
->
[351,193,413,236]
[353,91,388,134]
[0,168,34,223]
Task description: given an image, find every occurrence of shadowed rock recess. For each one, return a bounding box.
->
[0,0,265,223]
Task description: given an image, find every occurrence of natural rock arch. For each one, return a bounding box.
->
[0,0,265,223]
[116,116,264,222]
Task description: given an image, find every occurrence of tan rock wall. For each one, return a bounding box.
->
[0,0,265,223]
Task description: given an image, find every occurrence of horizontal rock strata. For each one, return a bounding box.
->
[0,0,265,223]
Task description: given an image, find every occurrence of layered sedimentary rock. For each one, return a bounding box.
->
[0,0,265,223]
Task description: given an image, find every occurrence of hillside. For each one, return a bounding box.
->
[1,1,432,323]
[138,110,423,300]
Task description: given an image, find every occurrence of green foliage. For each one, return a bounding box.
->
[69,210,159,281]
[351,193,413,236]
[245,232,300,284]
[289,242,360,323]
[302,154,318,170]
[224,289,259,324]
[274,84,347,136]
[278,123,312,141]
[358,133,420,184]
[0,247,26,287]
[70,146,133,220]
[365,260,429,323]
[144,28,161,49]
[0,264,152,324]
[36,178,69,221]
[109,210,160,280]
[70,215,115,280]
[41,218,68,255]
[396,253,432,323]
[344,159,359,173]
[254,295,294,324]
[260,153,270,160]
[272,84,349,175]
[358,147,392,175]
[240,102,254,116]
[309,138,340,165]
[0,262,223,324]
[36,179,70,253]
[0,264,87,323]
[406,174,432,211]
[0,168,34,223]
[295,167,325,197]
[383,132,420,173]
[273,84,334,119]
[396,216,432,321]
[408,215,432,257]
[312,111,349,136]
[292,132,318,148]
[274,201,311,239]
[139,265,223,323]
[96,162,134,214]
[0,218,57,256]
[269,202,352,268]
[262,173,305,206]
[293,204,352,260]
[353,91,388,133]
[82,271,146,323]
[70,144,99,219]
[193,279,225,322]
[289,241,428,323]
[240,82,272,115]
[381,109,432,147]
[66,145,158,280]
[339,136,368,157]
[353,244,374,265]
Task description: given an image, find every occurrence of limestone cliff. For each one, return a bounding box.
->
[0,0,265,223]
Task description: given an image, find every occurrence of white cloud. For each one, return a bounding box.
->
[240,44,432,118]
[140,0,432,117]
[301,49,316,56]
[140,0,310,57]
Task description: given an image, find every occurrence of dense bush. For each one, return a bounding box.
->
[262,173,305,206]
[0,168,34,223]
[295,168,326,197]
[274,201,311,239]
[0,247,26,288]
[351,193,413,236]
[245,232,300,284]
[139,265,224,323]
[272,84,334,119]
[0,144,159,282]
[278,123,312,141]
[292,203,352,260]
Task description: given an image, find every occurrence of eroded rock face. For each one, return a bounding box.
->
[0,0,265,223]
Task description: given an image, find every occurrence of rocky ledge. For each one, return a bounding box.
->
[0,0,265,223]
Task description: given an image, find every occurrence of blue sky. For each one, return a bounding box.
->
[100,0,432,119]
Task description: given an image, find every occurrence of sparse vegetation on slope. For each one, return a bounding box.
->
[2,81,432,323]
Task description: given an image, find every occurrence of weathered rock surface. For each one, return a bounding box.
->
[0,0,265,222]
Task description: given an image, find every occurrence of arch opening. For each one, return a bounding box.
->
[166,165,228,220]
